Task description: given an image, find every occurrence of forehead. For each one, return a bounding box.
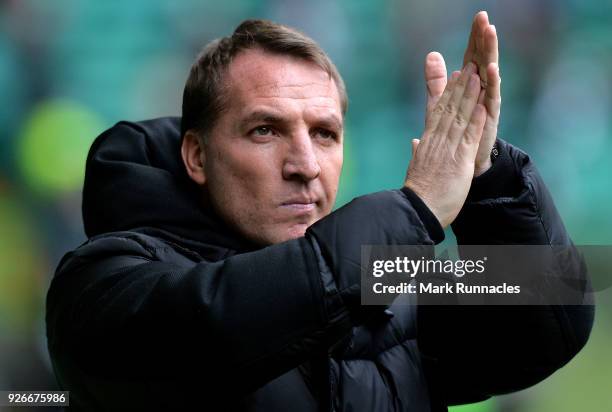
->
[224,48,342,118]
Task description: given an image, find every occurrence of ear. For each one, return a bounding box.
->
[181,130,207,185]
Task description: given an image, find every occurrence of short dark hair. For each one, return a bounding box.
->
[181,19,348,140]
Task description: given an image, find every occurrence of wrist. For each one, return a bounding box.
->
[474,158,493,177]
[400,186,446,243]
[467,139,522,201]
[403,182,448,229]
[474,141,499,177]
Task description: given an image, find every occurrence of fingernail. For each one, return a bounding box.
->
[490,24,496,34]
[464,62,474,73]
[427,51,442,62]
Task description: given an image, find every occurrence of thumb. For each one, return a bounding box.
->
[425,51,447,112]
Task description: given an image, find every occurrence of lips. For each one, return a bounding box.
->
[280,196,318,212]
[282,203,316,212]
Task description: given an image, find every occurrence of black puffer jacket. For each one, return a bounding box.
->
[46,117,594,411]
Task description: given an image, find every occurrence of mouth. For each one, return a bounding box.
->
[281,203,317,211]
[280,197,318,213]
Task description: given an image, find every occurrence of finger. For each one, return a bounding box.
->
[484,62,501,111]
[456,103,486,161]
[480,24,498,87]
[462,13,479,66]
[473,62,501,171]
[447,72,482,152]
[466,104,487,144]
[476,12,489,60]
[482,62,501,145]
[425,52,447,112]
[424,70,461,135]
[411,138,420,157]
[477,88,485,105]
[434,62,477,138]
[484,25,498,66]
[463,11,489,67]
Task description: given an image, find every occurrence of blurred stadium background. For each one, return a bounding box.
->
[0,0,610,411]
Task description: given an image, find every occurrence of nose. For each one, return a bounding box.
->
[282,132,321,182]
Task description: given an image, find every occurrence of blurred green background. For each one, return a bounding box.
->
[0,1,610,411]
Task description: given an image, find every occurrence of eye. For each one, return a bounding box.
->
[313,128,337,141]
[251,126,275,136]
[248,125,278,142]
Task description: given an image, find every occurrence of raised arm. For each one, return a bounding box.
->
[412,12,594,407]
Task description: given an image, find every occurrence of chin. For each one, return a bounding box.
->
[245,222,311,246]
[268,224,308,244]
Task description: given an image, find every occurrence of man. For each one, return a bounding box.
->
[46,13,593,411]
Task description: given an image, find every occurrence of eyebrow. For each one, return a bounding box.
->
[315,114,344,132]
[240,110,285,127]
[239,110,343,131]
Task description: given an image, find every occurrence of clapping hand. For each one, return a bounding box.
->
[405,11,501,228]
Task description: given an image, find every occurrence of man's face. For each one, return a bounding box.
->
[201,48,344,245]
